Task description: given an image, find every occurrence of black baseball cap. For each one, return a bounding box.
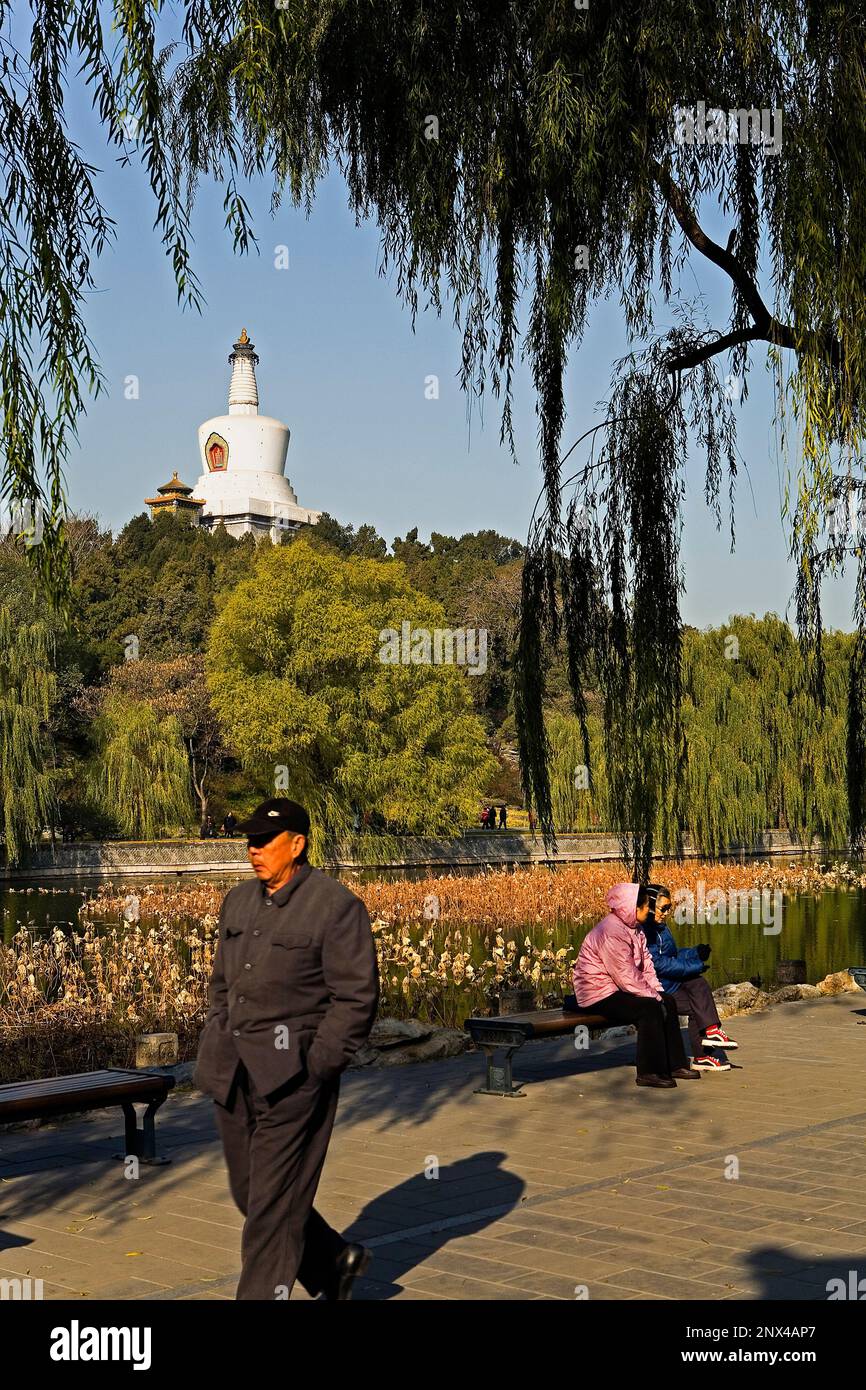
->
[236,798,311,841]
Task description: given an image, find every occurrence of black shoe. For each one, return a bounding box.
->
[671,1066,701,1080]
[635,1073,677,1088]
[329,1243,371,1301]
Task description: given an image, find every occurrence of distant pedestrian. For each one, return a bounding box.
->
[498,805,507,829]
[222,812,238,837]
[528,809,537,832]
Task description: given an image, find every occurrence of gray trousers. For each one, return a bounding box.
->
[214,1062,346,1300]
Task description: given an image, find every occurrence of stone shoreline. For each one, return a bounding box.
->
[183,968,866,1081]
[4,971,861,1135]
[137,969,866,1080]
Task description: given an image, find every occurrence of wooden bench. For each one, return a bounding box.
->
[0,1069,175,1164]
[464,1007,611,1096]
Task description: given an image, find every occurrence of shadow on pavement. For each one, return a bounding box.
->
[742,1246,866,1300]
[0,1094,221,1226]
[340,1150,524,1299]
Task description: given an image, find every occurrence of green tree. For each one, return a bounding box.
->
[680,617,849,855]
[206,538,496,859]
[96,654,224,824]
[546,711,607,835]
[0,608,57,864]
[70,512,259,669]
[544,617,850,855]
[87,696,192,839]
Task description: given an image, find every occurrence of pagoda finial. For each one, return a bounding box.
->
[228,329,259,415]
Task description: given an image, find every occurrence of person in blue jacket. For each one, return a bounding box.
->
[642,884,739,1072]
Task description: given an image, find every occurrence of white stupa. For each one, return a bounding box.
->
[193,329,320,542]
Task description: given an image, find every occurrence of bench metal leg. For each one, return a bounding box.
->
[474,1044,525,1097]
[115,1099,171,1165]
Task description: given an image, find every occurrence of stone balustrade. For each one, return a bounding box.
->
[2,828,828,880]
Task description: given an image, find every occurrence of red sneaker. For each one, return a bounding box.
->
[701,1026,738,1049]
[692,1055,732,1071]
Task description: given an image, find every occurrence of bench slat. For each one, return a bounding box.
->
[465,1007,609,1039]
[0,1069,173,1122]
[0,1070,167,1100]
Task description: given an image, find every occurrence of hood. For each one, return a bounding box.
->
[605,881,640,928]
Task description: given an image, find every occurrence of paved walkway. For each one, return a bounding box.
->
[2,992,866,1300]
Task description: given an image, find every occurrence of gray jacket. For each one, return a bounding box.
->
[194,864,379,1104]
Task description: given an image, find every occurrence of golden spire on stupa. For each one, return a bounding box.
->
[228,328,259,413]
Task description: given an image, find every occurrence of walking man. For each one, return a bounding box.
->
[195,798,379,1300]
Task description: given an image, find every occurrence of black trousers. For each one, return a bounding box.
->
[672,976,722,1057]
[590,990,689,1076]
[214,1062,346,1300]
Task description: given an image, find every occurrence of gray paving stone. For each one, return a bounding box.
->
[4,993,865,1300]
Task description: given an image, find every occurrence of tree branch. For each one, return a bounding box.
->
[649,160,839,373]
[664,326,765,372]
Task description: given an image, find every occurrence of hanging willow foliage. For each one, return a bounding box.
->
[6,3,866,847]
[87,696,193,839]
[0,607,57,865]
[547,615,850,856]
[518,337,735,876]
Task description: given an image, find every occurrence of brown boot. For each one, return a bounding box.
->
[671,1067,701,1080]
[636,1073,677,1088]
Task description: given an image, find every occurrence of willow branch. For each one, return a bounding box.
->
[649,160,841,373]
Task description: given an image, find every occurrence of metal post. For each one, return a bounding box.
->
[474,1044,525,1097]
[115,1099,171,1164]
[121,1101,138,1156]
[141,1099,171,1165]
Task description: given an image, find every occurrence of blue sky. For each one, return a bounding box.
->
[60,47,854,633]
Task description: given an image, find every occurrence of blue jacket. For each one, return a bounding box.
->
[642,922,705,995]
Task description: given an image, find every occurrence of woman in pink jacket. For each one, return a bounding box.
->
[573,882,699,1089]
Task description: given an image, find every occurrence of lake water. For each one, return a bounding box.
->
[3,874,866,987]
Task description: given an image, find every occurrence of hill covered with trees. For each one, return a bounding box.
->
[0,510,856,861]
[0,512,524,854]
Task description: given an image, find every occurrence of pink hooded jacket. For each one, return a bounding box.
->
[573,882,664,1006]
